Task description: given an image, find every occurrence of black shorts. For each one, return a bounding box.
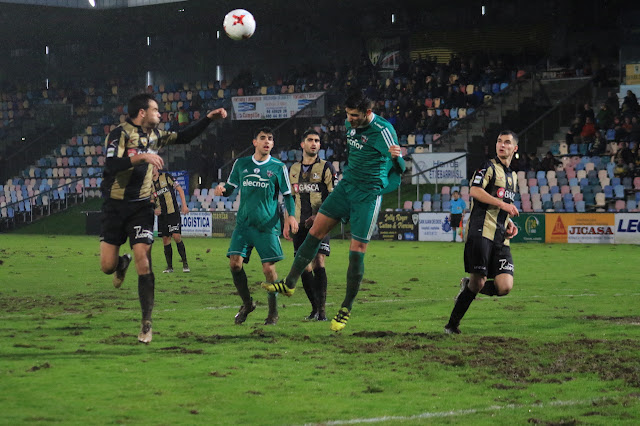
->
[293,225,330,257]
[100,199,154,247]
[464,236,514,278]
[158,212,182,237]
[451,214,462,228]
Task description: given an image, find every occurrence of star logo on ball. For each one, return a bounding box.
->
[232,14,245,25]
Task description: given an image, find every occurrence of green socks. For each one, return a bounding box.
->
[342,251,365,310]
[285,234,322,288]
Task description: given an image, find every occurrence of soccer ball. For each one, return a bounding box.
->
[223,9,256,40]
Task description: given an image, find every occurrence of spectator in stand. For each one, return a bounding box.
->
[596,103,614,130]
[605,91,620,115]
[580,117,597,144]
[622,90,639,115]
[177,107,189,127]
[614,156,631,178]
[580,104,595,125]
[616,142,634,166]
[629,116,640,142]
[565,116,582,145]
[588,131,606,156]
[540,151,560,171]
[527,153,541,171]
[621,116,633,138]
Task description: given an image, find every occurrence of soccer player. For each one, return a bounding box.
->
[152,167,190,273]
[449,190,466,242]
[289,129,337,321]
[100,93,226,343]
[262,91,406,332]
[444,130,520,335]
[214,127,298,326]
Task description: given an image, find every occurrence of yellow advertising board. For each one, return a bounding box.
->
[545,213,615,244]
[625,64,640,85]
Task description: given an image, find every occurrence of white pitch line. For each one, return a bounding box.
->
[308,396,636,425]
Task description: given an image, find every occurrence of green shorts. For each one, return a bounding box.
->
[227,226,284,263]
[318,180,382,243]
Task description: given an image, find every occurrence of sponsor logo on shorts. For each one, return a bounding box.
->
[498,259,514,271]
[133,226,154,241]
[168,225,180,233]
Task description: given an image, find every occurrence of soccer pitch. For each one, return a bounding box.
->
[0,235,638,425]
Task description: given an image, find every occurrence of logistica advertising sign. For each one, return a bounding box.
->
[545,213,615,244]
[181,212,213,237]
[512,214,544,243]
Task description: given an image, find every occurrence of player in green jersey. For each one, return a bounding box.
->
[214,127,298,325]
[262,92,406,332]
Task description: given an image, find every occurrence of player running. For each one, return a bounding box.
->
[444,130,520,335]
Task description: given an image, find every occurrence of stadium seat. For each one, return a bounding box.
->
[613,185,625,199]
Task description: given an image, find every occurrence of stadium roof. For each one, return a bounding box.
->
[0,0,186,9]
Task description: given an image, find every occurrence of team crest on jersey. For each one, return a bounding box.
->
[267,170,274,177]
[349,129,356,136]
[361,135,368,144]
[507,176,512,187]
[254,168,260,174]
[313,173,319,179]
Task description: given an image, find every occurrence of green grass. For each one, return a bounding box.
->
[0,235,639,425]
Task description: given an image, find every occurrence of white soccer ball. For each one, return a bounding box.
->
[223,9,256,40]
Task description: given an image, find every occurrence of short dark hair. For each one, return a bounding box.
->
[345,91,372,114]
[302,129,320,141]
[128,94,155,119]
[498,130,519,145]
[254,126,273,139]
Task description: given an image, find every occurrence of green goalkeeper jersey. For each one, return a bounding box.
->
[343,113,401,193]
[226,155,293,234]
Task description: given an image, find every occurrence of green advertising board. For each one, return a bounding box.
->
[512,214,545,243]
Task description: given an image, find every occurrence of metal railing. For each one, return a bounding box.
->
[0,175,94,231]
[517,79,593,154]
[433,73,538,152]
